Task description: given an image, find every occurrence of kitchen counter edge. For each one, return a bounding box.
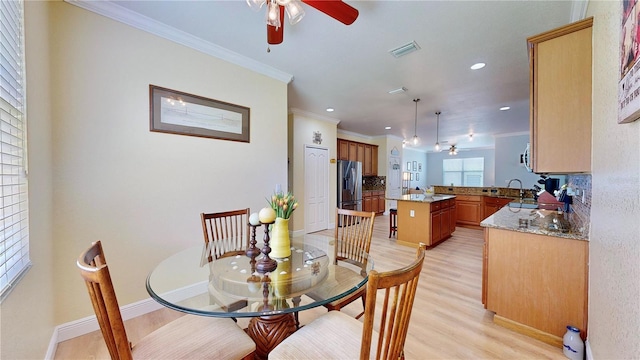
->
[389,194,456,203]
[480,207,588,241]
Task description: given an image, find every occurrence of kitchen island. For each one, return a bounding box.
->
[480,206,588,348]
[392,194,456,248]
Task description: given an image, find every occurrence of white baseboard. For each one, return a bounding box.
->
[46,281,207,358]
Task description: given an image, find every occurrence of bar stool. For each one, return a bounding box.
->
[389,208,397,238]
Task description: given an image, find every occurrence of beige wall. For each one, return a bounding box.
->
[2,2,289,358]
[587,1,640,358]
[290,111,338,232]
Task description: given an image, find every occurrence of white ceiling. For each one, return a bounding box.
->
[70,0,586,152]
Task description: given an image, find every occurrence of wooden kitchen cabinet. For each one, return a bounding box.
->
[483,227,588,346]
[337,139,378,176]
[363,190,385,214]
[338,139,349,161]
[455,195,483,228]
[528,17,592,173]
[357,143,365,164]
[397,197,455,248]
[376,191,385,214]
[482,197,512,219]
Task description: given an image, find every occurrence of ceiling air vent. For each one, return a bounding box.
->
[389,41,421,58]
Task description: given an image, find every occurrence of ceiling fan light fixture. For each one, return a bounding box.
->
[284,0,305,25]
[247,0,266,11]
[389,41,420,58]
[266,0,282,27]
[449,145,458,155]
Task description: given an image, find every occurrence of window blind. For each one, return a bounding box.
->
[0,0,30,301]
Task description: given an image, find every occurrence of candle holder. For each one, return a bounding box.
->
[255,220,277,273]
[245,223,261,258]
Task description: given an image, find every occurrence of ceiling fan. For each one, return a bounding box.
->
[247,0,359,45]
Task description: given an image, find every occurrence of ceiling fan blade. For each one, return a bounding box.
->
[267,6,285,44]
[302,0,359,25]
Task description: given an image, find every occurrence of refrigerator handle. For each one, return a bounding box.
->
[351,168,357,198]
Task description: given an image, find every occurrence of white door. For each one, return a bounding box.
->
[388,155,402,210]
[304,146,329,233]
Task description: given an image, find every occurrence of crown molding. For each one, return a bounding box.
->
[570,0,589,22]
[289,108,341,124]
[493,131,530,138]
[64,0,294,84]
[337,128,375,140]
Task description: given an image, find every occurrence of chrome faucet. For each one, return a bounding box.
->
[507,178,524,199]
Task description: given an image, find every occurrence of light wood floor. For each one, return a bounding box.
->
[55,215,566,359]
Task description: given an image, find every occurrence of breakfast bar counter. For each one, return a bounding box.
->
[390,194,457,248]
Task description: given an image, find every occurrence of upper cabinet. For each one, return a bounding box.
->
[528,17,593,173]
[337,139,378,176]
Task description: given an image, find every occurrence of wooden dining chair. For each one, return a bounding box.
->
[270,243,427,360]
[201,208,251,261]
[306,208,376,319]
[77,241,256,360]
[201,208,251,312]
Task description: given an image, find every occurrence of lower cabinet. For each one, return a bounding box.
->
[483,227,588,347]
[363,190,385,214]
[455,195,483,227]
[482,197,512,219]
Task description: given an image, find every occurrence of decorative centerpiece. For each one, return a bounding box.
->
[268,191,298,258]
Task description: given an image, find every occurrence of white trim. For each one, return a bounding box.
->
[570,0,589,22]
[64,0,293,84]
[585,339,593,360]
[337,128,375,140]
[493,131,530,138]
[290,108,341,124]
[48,280,208,356]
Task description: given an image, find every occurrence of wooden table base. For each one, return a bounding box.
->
[247,313,297,360]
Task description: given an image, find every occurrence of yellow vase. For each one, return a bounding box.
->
[271,259,292,298]
[270,217,292,258]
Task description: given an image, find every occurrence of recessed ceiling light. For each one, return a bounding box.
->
[499,106,510,111]
[470,62,486,70]
[326,107,334,112]
[385,126,391,130]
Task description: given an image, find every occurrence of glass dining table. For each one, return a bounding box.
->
[146,233,373,360]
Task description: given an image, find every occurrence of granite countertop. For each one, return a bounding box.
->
[391,194,456,203]
[481,206,589,241]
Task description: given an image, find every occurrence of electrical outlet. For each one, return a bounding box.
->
[410,210,415,217]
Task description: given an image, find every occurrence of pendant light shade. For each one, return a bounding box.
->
[412,99,420,146]
[434,111,441,151]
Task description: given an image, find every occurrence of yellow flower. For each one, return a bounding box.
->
[267,190,298,219]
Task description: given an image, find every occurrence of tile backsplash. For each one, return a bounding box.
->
[567,174,591,238]
[363,176,386,191]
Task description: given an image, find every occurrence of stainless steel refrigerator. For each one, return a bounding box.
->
[337,160,363,214]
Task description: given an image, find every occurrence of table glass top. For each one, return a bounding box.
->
[146,233,373,318]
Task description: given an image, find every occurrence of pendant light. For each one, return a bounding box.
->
[412,98,420,146]
[434,111,441,151]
